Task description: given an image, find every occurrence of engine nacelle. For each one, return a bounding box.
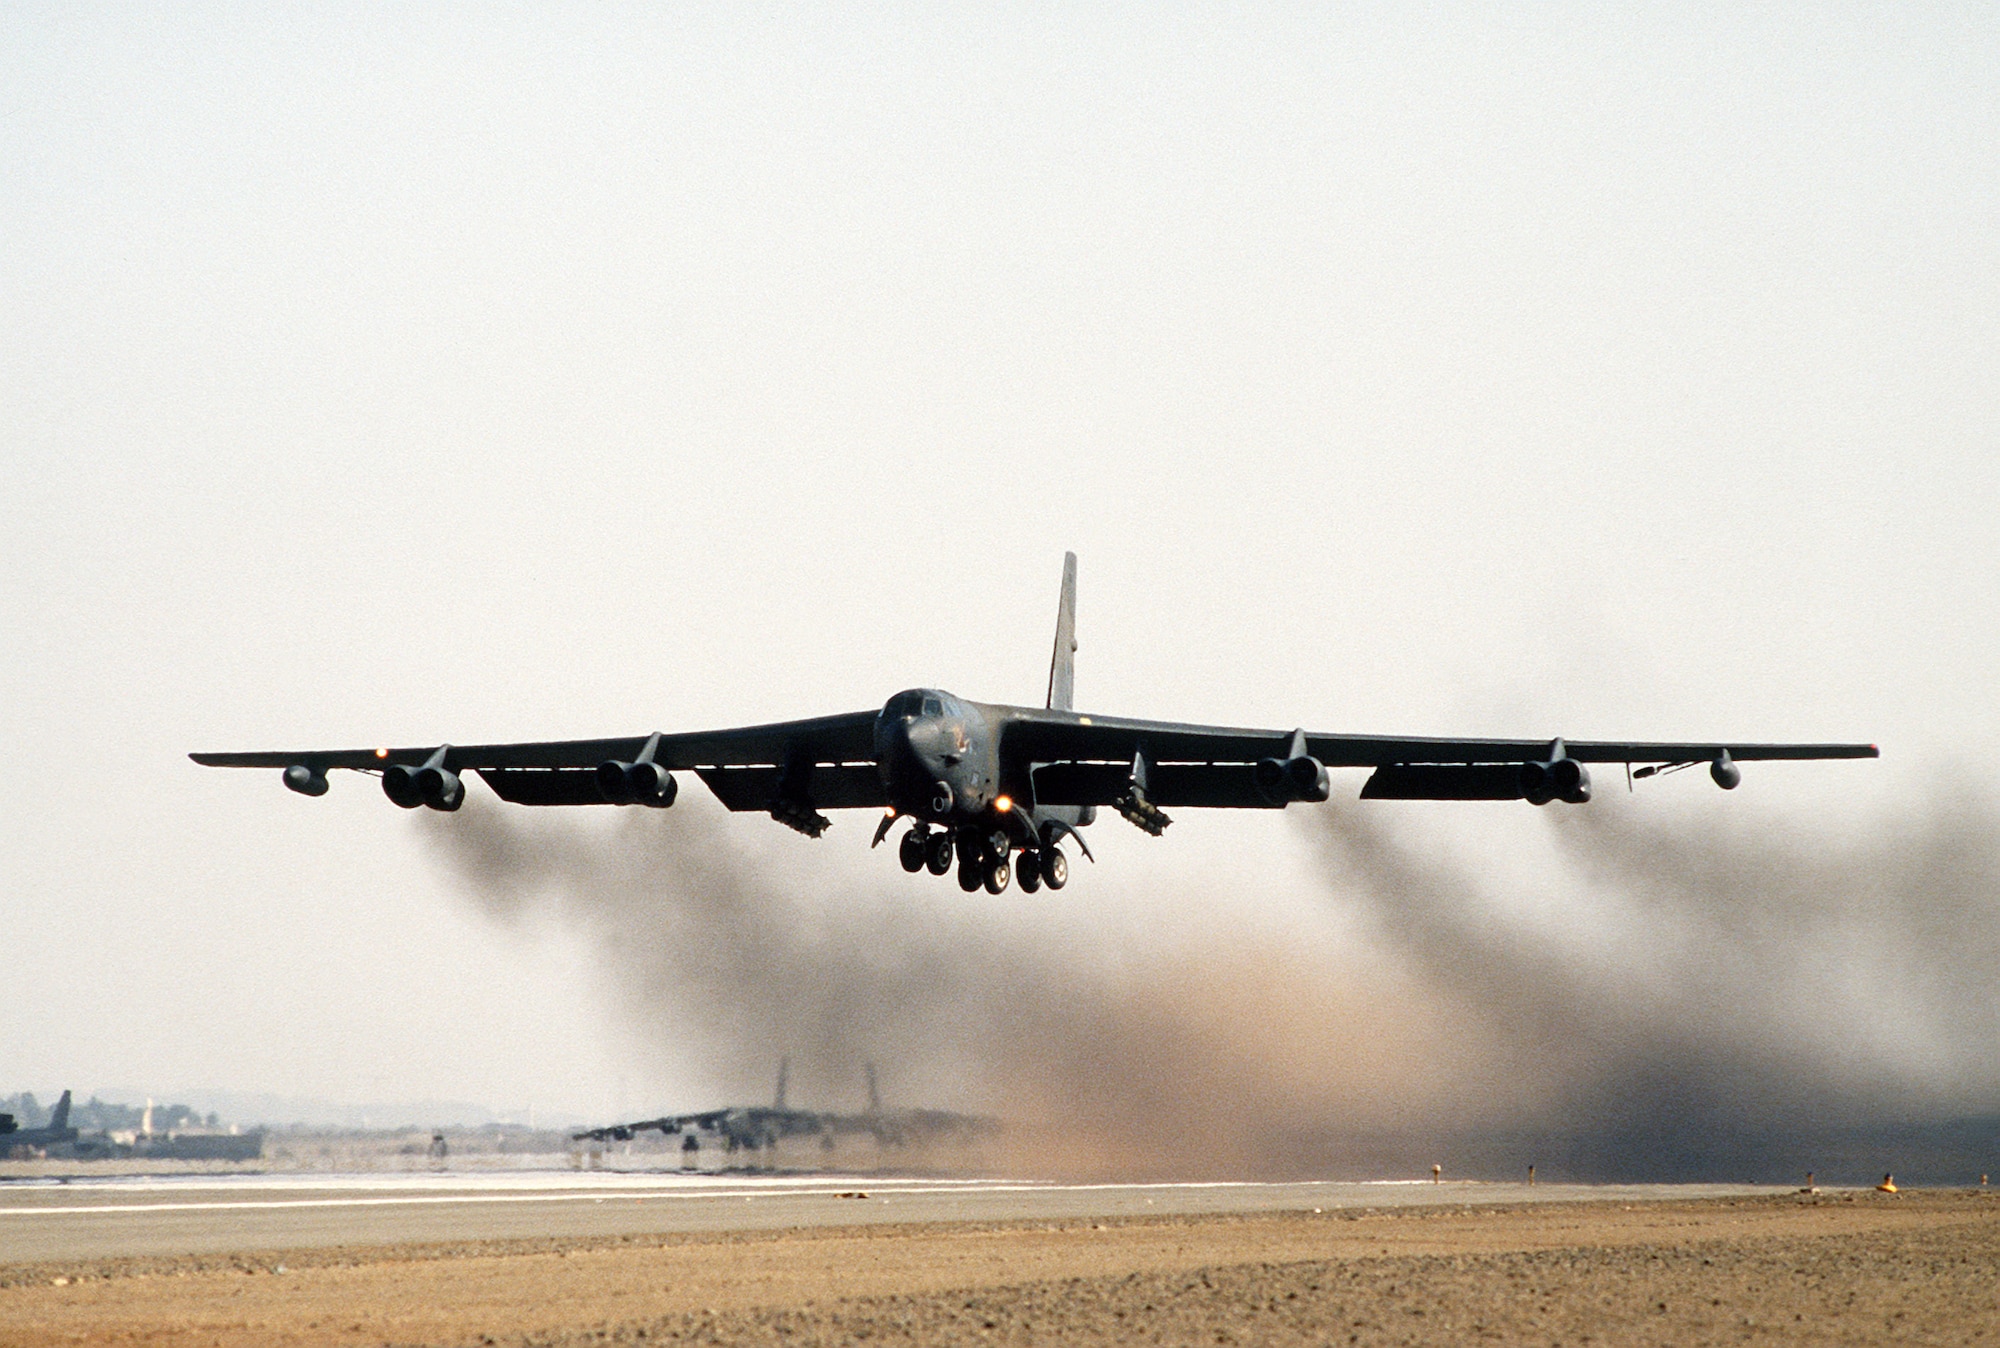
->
[596,760,635,804]
[1711,751,1741,790]
[1519,758,1591,805]
[1553,758,1591,803]
[597,759,678,807]
[416,765,464,811]
[1286,754,1331,802]
[283,764,329,797]
[1253,757,1288,803]
[1255,755,1331,804]
[382,764,424,809]
[629,760,678,807]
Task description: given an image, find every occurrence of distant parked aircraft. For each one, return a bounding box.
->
[573,1061,995,1156]
[0,1089,76,1154]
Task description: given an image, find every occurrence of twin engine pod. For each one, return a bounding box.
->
[382,763,464,811]
[1519,757,1591,806]
[1253,754,1332,805]
[596,758,678,807]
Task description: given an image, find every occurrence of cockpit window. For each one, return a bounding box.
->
[921,696,942,718]
[885,691,926,718]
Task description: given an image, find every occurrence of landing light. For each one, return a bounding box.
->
[994,795,1013,813]
[374,748,389,759]
[883,806,897,817]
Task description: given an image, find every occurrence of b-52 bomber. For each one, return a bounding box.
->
[573,1062,995,1157]
[194,555,1877,895]
[0,1090,77,1156]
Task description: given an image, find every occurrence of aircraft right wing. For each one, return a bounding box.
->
[190,710,878,775]
[191,710,887,820]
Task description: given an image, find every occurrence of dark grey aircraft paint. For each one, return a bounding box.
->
[193,555,1877,894]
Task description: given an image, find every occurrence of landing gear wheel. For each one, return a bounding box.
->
[1041,847,1068,890]
[983,856,1011,895]
[925,832,954,876]
[957,851,983,892]
[898,829,926,873]
[1016,849,1042,893]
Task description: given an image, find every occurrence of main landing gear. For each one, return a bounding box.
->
[903,824,1065,894]
[1035,846,1068,890]
[900,825,957,875]
[1012,847,1065,892]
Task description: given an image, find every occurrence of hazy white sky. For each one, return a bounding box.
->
[3,4,1994,1121]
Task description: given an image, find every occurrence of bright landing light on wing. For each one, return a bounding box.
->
[994,795,1012,812]
[374,748,388,758]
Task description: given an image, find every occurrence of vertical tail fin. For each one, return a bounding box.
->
[50,1090,71,1131]
[865,1062,882,1115]
[1046,552,1078,711]
[773,1058,789,1110]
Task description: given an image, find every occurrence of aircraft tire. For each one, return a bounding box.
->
[1042,847,1069,890]
[925,831,954,876]
[957,852,983,892]
[983,856,1011,894]
[1016,849,1042,893]
[898,829,926,873]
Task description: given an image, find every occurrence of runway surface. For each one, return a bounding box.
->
[0,1170,1772,1263]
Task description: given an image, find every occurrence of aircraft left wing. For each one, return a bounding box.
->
[1004,708,1876,808]
[191,710,886,822]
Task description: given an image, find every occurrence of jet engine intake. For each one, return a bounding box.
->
[416,765,464,811]
[629,760,678,807]
[1253,757,1287,803]
[1287,754,1331,802]
[283,764,328,797]
[382,764,424,809]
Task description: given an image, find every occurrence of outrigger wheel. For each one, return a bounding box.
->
[925,831,954,876]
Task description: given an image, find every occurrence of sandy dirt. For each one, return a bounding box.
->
[0,1189,1993,1346]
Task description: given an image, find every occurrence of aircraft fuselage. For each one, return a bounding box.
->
[875,689,1088,840]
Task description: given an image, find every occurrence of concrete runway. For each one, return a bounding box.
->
[0,1171,1774,1264]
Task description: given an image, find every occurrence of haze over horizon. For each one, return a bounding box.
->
[4,5,1994,1138]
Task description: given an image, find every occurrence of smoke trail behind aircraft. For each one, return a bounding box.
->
[422,785,2000,1182]
[420,798,1527,1178]
[1305,787,2000,1179]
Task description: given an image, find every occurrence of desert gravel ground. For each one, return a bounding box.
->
[0,1189,1993,1346]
